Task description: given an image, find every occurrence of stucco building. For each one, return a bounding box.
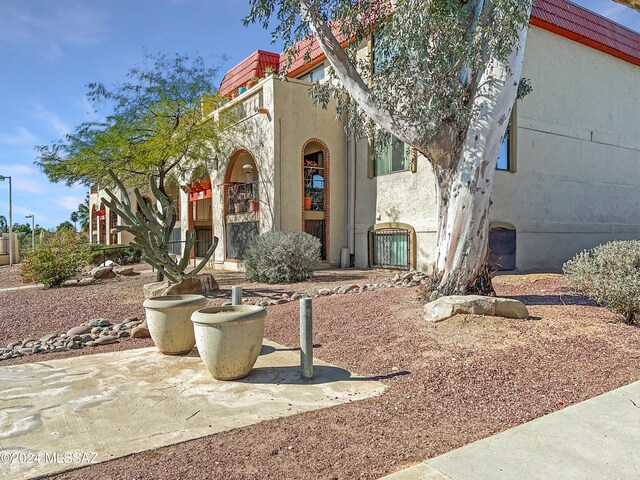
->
[90,0,640,272]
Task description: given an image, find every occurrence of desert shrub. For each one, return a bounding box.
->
[563,240,640,325]
[244,231,321,283]
[87,244,142,266]
[20,230,89,288]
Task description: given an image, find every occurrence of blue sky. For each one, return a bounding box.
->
[0,0,638,229]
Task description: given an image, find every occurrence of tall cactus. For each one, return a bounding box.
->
[102,171,218,283]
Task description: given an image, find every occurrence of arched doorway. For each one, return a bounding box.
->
[98,201,107,245]
[224,149,259,260]
[302,139,329,260]
[187,165,213,258]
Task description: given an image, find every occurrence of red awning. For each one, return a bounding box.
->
[189,180,212,202]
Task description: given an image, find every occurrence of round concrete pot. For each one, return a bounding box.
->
[143,294,208,355]
[191,305,266,380]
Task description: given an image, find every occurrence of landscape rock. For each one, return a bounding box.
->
[91,266,116,280]
[67,325,92,336]
[94,336,118,345]
[143,281,171,299]
[424,295,529,322]
[317,288,332,296]
[162,274,220,296]
[78,277,96,286]
[40,333,58,343]
[86,318,112,328]
[114,266,135,276]
[130,324,151,339]
[494,298,530,319]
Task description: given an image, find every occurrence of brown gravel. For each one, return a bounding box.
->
[2,269,639,479]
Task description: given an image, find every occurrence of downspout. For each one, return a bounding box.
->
[278,117,282,232]
[348,134,357,259]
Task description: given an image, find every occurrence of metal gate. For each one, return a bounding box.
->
[304,219,326,260]
[369,229,409,269]
[226,221,259,260]
[195,227,213,258]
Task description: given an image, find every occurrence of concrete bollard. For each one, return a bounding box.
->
[300,297,313,380]
[231,286,242,306]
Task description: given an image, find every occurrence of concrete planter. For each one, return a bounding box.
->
[191,305,266,380]
[143,295,208,355]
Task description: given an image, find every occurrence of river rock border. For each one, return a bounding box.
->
[0,316,150,361]
[223,270,429,307]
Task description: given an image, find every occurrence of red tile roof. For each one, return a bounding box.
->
[218,50,281,97]
[219,0,640,95]
[532,0,640,67]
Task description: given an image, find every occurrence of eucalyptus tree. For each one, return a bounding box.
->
[246,0,533,294]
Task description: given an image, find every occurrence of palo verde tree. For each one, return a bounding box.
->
[37,53,225,197]
[246,0,533,295]
[36,53,227,279]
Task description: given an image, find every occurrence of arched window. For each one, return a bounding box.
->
[302,140,330,261]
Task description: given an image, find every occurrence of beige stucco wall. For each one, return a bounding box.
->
[273,77,347,265]
[491,25,640,271]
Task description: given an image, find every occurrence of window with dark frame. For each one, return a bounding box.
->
[375,136,409,175]
[496,125,511,171]
[303,151,325,211]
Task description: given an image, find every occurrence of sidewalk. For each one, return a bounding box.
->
[383,381,640,480]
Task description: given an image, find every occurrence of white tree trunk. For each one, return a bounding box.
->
[434,23,530,294]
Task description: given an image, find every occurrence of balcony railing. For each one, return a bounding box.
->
[226,89,264,124]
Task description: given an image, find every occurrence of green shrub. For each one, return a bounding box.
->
[20,230,89,288]
[87,244,142,266]
[244,231,321,283]
[563,240,640,325]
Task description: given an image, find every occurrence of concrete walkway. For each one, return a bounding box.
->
[383,381,640,480]
[0,342,385,480]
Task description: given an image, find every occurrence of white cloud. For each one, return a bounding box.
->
[0,1,108,56]
[55,195,84,212]
[0,163,50,194]
[32,103,71,138]
[9,204,51,225]
[0,128,37,145]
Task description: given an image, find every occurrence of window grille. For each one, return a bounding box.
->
[369,229,410,269]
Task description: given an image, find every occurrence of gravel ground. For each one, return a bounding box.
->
[0,266,389,365]
[1,270,639,479]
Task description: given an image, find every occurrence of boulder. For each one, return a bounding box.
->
[91,266,115,280]
[78,277,96,286]
[130,324,151,339]
[424,295,528,322]
[495,298,529,319]
[113,266,135,276]
[162,274,219,296]
[143,281,171,299]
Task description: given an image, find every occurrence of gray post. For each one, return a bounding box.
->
[300,297,313,380]
[231,285,242,306]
